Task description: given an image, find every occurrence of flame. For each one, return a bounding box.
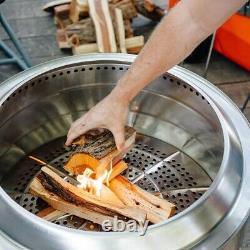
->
[77,168,108,196]
[28,155,113,197]
[77,161,113,196]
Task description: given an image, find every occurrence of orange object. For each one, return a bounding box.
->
[168,0,180,9]
[214,14,250,71]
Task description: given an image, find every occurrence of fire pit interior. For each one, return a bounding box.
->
[0,57,223,232]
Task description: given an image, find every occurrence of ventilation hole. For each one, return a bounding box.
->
[189,88,193,92]
[96,66,101,70]
[45,76,49,80]
[196,92,199,96]
[67,71,70,74]
[74,69,78,72]
[59,72,63,76]
[177,81,181,85]
[201,96,205,100]
[63,221,68,225]
[12,93,16,97]
[119,67,123,70]
[18,89,22,93]
[111,66,115,70]
[104,66,108,70]
[52,74,56,78]
[89,67,93,71]
[38,79,42,83]
[163,76,167,80]
[81,68,85,71]
[183,84,187,88]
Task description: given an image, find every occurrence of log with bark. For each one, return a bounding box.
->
[64,126,136,178]
[133,0,165,21]
[30,167,147,224]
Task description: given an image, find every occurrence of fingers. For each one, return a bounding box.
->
[110,125,125,151]
[65,123,91,146]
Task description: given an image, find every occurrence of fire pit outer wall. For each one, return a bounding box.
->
[0,54,249,250]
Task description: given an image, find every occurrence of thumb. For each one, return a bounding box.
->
[110,125,125,151]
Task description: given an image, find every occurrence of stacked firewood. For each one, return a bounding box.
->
[43,0,165,55]
[29,127,175,229]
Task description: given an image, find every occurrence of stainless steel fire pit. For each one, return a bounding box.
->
[0,54,249,250]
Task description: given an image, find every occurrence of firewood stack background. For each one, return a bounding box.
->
[43,0,165,55]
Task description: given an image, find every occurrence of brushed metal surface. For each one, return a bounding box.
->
[0,54,249,250]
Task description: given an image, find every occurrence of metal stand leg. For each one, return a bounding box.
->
[0,12,31,68]
[0,41,28,70]
[241,93,250,113]
[203,32,216,78]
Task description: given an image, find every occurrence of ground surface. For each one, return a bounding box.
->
[0,1,249,249]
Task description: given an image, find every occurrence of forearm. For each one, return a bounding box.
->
[112,0,246,103]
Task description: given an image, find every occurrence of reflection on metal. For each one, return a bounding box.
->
[0,54,249,250]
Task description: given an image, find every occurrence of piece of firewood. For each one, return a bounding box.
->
[56,29,71,49]
[69,0,89,23]
[124,19,133,38]
[72,43,98,54]
[114,8,127,53]
[66,18,96,43]
[43,0,71,12]
[125,35,144,48]
[72,36,144,54]
[37,207,66,221]
[69,34,80,47]
[109,176,175,223]
[134,0,165,21]
[110,0,138,20]
[55,15,71,29]
[54,4,70,18]
[64,126,135,178]
[88,0,117,52]
[30,178,121,225]
[32,167,146,223]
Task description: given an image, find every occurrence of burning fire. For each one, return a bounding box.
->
[77,168,107,196]
[77,160,113,196]
[28,155,113,197]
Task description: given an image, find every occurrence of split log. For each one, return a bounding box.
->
[37,207,66,221]
[110,0,138,20]
[66,18,96,43]
[72,43,98,54]
[30,178,120,225]
[69,34,80,47]
[56,29,71,49]
[126,35,144,53]
[72,35,144,54]
[114,8,127,53]
[31,167,146,223]
[54,4,70,19]
[109,176,175,223]
[43,0,71,12]
[124,19,133,38]
[54,15,71,29]
[88,0,117,52]
[64,126,135,179]
[134,0,165,21]
[69,0,89,23]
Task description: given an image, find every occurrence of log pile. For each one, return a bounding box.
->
[29,126,175,230]
[43,0,165,54]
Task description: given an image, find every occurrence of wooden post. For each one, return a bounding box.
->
[88,0,117,52]
[115,8,127,53]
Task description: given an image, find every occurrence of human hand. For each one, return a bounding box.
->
[65,91,129,150]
